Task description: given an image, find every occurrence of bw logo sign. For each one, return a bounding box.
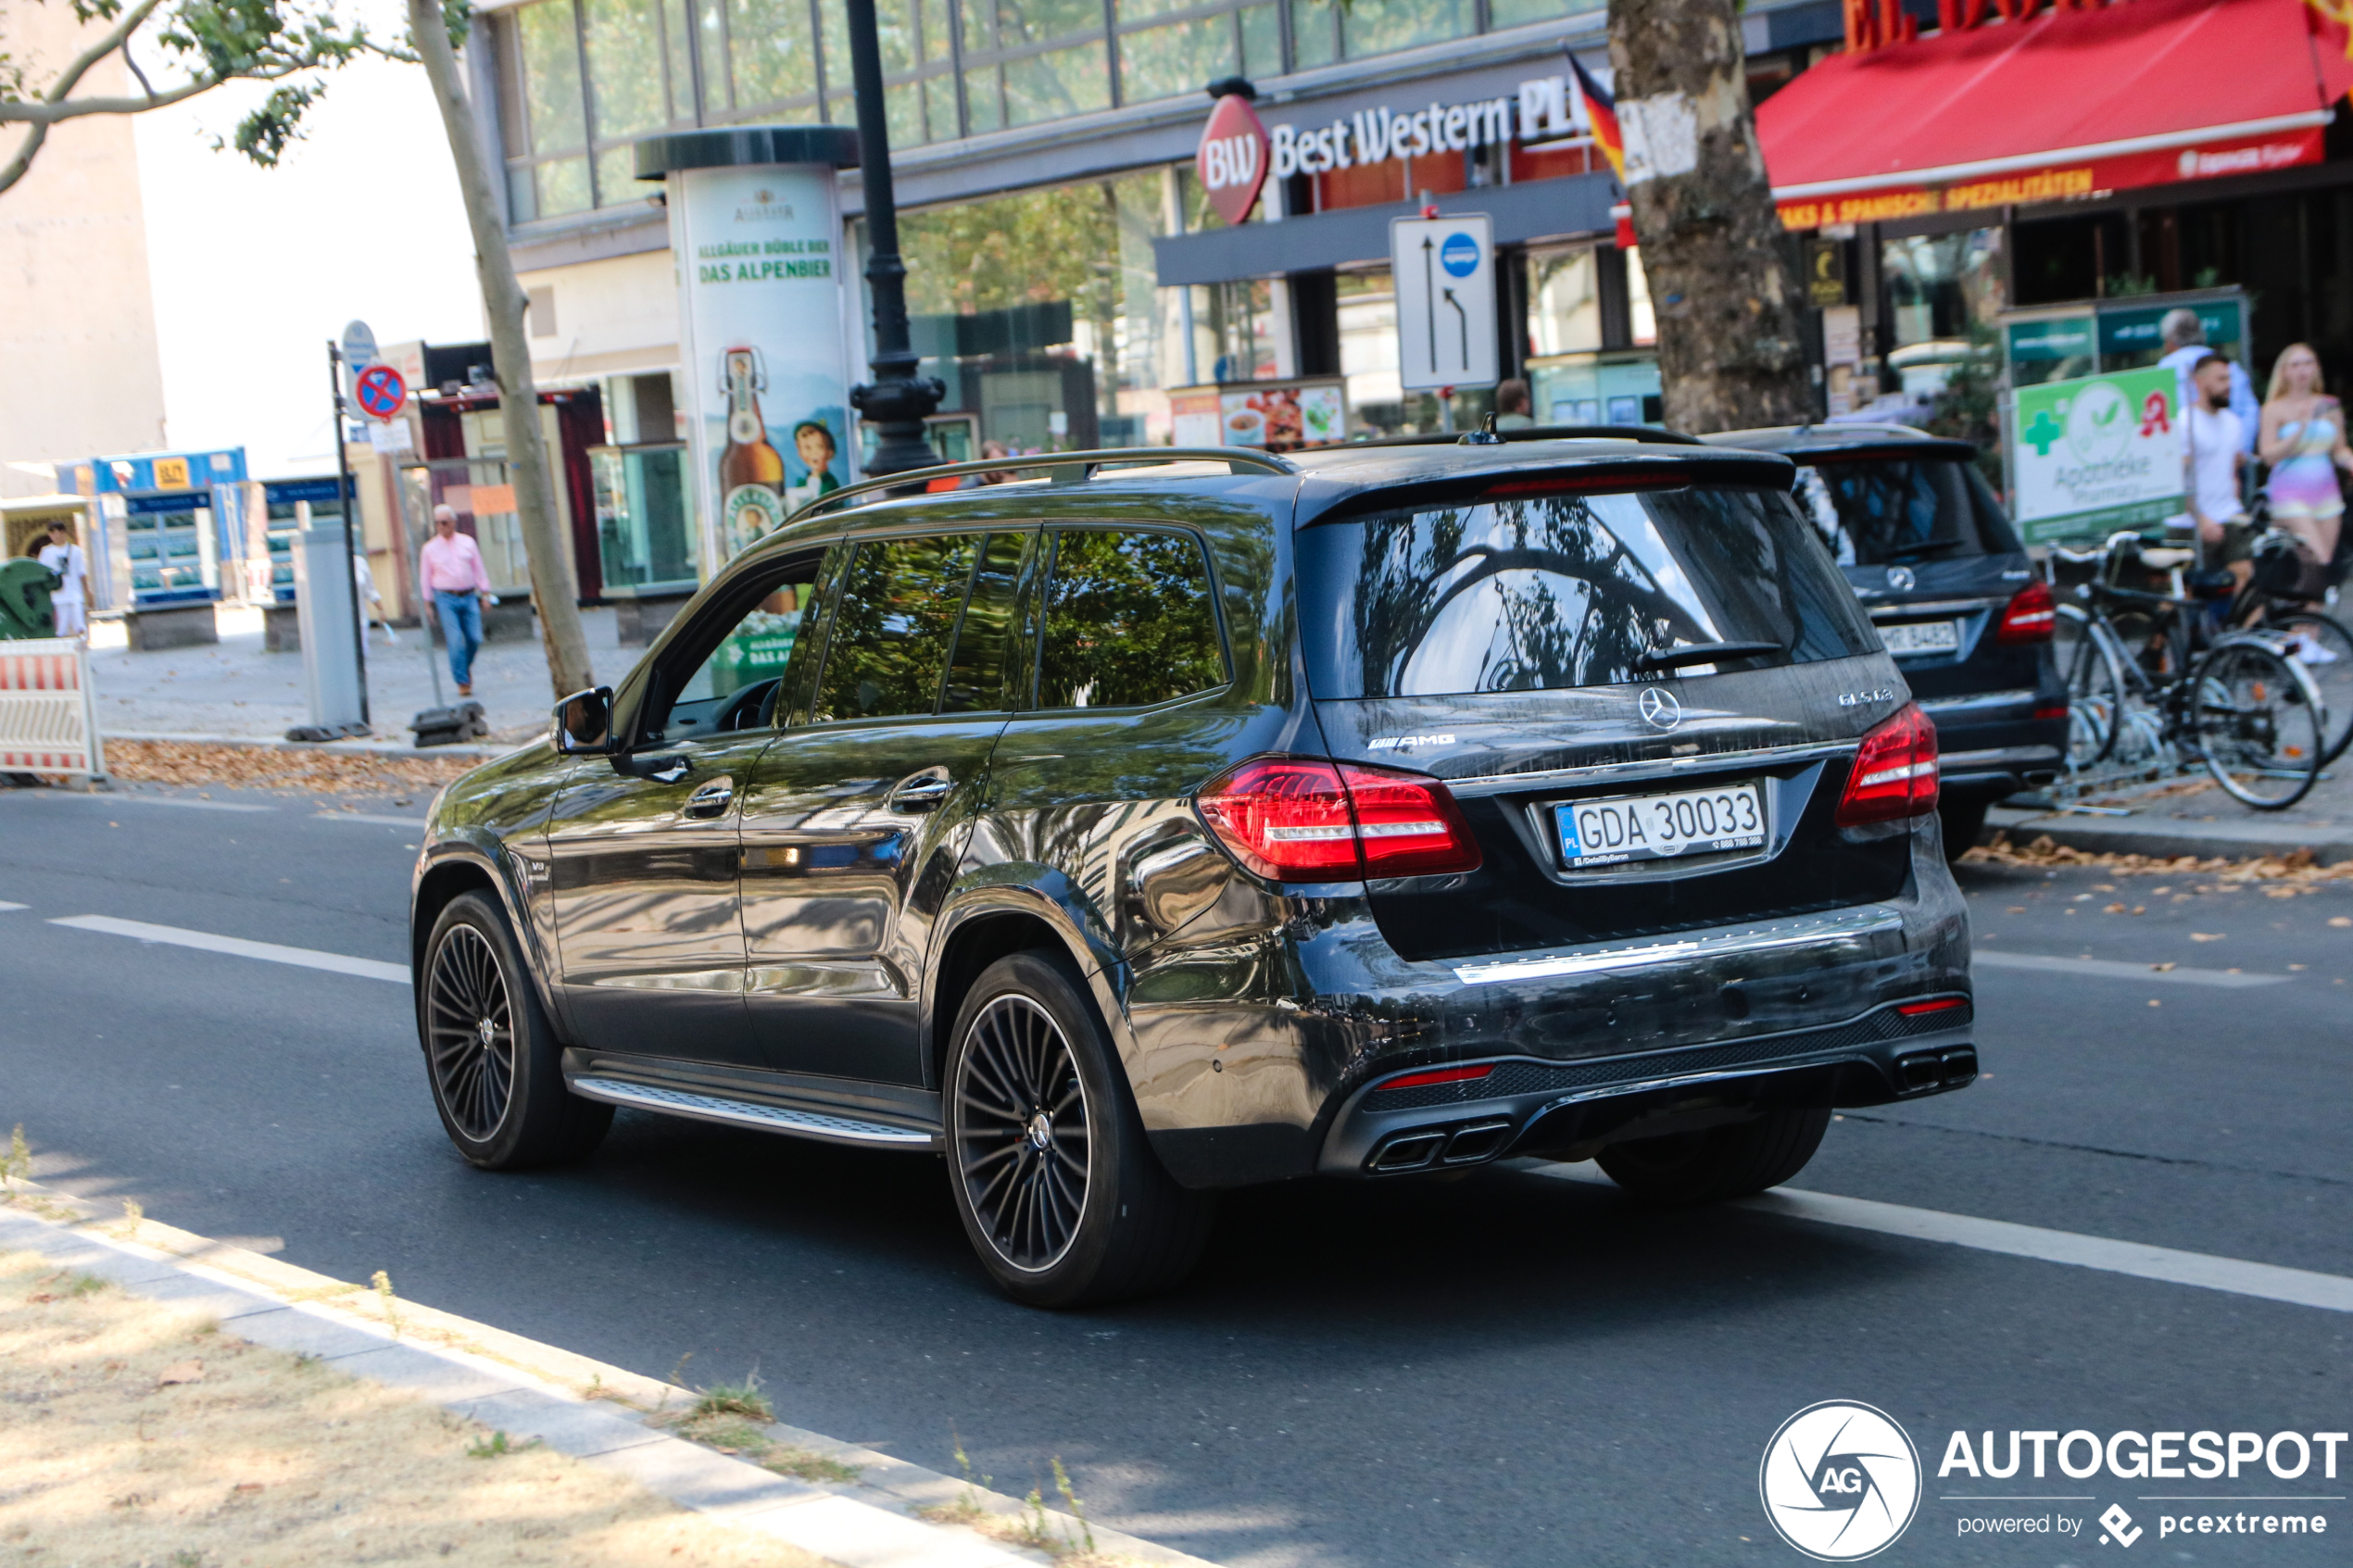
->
[1761,1401,1921,1560]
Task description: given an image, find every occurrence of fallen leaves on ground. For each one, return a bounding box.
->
[98,740,488,797]
[1965,834,2353,890]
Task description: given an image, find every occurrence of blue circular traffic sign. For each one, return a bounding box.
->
[354,362,407,420]
[1440,232,1480,278]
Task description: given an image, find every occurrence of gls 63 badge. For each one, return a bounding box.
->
[1760,1401,1922,1561]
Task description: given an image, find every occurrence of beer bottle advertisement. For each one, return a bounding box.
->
[667,161,853,574]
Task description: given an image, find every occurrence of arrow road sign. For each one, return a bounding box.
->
[1390,214,1496,393]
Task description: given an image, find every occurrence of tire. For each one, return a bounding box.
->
[943,951,1214,1308]
[2053,603,2125,767]
[2271,610,2353,763]
[2190,638,2325,810]
[1937,795,1989,865]
[419,890,611,1169]
[1595,1107,1831,1206]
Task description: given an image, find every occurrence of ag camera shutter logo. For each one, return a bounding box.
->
[1760,1401,1921,1561]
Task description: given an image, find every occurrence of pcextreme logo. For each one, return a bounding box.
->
[1760,1401,1923,1561]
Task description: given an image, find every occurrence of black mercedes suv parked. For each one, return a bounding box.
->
[1706,424,2068,856]
[409,437,1976,1307]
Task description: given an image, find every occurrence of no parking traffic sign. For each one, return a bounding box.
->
[354,363,407,421]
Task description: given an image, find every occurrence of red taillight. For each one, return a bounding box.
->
[1996,580,2056,644]
[2032,703,2069,722]
[1897,997,1967,1017]
[1197,758,1483,881]
[1836,703,1940,826]
[1376,1063,1495,1092]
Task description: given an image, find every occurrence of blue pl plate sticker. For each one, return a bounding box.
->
[1441,232,1480,277]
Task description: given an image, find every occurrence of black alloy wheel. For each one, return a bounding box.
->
[418,891,611,1170]
[953,994,1091,1272]
[943,951,1214,1307]
[427,923,516,1142]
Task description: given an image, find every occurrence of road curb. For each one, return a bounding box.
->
[103,729,520,761]
[1981,805,2353,865]
[0,1181,1214,1568]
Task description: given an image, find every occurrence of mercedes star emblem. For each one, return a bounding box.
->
[1639,687,1683,731]
[1886,565,1916,592]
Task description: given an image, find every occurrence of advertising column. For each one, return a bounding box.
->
[635,126,862,575]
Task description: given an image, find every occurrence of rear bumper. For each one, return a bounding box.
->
[1920,688,2068,798]
[1133,823,1973,1189]
[1317,998,1974,1176]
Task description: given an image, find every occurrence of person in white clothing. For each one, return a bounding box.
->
[2157,308,2259,456]
[353,550,400,645]
[37,520,87,637]
[2184,354,2251,590]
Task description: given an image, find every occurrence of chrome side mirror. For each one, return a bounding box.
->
[553,686,614,755]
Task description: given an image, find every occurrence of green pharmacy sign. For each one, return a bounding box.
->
[2011,367,2184,544]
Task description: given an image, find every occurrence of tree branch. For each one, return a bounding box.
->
[23,0,169,115]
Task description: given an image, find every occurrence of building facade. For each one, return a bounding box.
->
[472,0,1674,599]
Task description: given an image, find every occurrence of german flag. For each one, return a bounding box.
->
[1567,52,1624,182]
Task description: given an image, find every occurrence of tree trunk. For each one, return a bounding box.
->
[1606,0,1812,435]
[408,0,595,700]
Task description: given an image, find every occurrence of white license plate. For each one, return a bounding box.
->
[1554,783,1767,869]
[1878,619,1961,656]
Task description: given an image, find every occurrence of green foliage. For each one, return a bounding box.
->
[1,1123,29,1193]
[690,1374,774,1423]
[2,0,446,194]
[1924,321,2004,489]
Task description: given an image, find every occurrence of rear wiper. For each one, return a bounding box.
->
[1635,640,1785,671]
[1879,538,1967,561]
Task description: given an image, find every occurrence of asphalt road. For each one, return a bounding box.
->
[4,780,2348,1568]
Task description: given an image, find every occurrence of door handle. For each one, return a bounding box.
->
[887,773,953,813]
[684,779,736,819]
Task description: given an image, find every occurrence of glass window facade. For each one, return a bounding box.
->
[497,0,1607,219]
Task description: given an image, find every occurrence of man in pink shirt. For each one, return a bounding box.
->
[419,505,496,696]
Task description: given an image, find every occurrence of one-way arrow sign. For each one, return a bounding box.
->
[1390,213,1497,392]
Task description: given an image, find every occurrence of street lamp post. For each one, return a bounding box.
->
[842,0,944,477]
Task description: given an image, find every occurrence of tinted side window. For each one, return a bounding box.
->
[1037,529,1227,709]
[941,531,1029,713]
[1300,488,1880,699]
[1801,457,2010,563]
[813,533,982,721]
[648,556,825,745]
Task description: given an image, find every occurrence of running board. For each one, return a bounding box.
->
[569,1077,937,1149]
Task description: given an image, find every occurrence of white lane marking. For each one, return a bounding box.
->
[1525,1163,2353,1313]
[48,915,409,985]
[28,794,274,813]
[1972,949,2287,987]
[0,901,27,911]
[314,812,429,828]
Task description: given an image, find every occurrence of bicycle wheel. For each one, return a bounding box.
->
[2271,611,2353,763]
[2053,603,2126,767]
[2189,638,2325,810]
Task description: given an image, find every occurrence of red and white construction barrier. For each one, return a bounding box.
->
[0,637,106,778]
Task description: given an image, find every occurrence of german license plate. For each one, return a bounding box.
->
[1554,783,1767,869]
[1878,619,1960,657]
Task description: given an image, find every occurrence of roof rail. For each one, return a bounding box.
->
[788,445,1296,526]
[1338,423,1705,451]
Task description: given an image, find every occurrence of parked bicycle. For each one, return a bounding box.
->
[2049,531,2327,809]
[2220,527,2353,764]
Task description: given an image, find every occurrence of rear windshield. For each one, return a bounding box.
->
[1797,455,2021,565]
[1298,487,1881,700]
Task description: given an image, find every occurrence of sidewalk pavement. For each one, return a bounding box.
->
[1982,738,2353,864]
[0,1177,1207,1568]
[86,603,634,747]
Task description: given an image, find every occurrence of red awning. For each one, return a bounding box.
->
[1760,0,2353,231]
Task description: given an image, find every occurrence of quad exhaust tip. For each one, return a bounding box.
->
[1368,1118,1515,1173]
[1895,1047,1978,1093]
